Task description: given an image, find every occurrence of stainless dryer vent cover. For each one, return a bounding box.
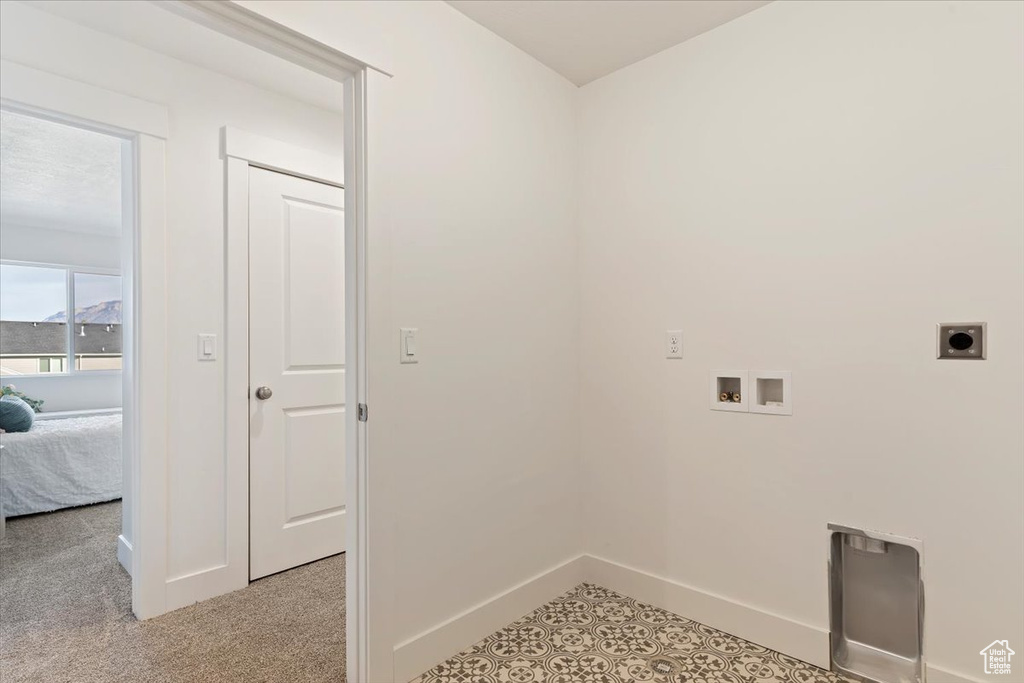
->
[828,524,924,683]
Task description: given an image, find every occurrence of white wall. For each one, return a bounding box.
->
[4,373,120,413]
[3,2,581,679]
[236,2,580,679]
[576,1,1023,678]
[0,224,120,270]
[5,1,1018,680]
[0,1,345,584]
[1,223,123,412]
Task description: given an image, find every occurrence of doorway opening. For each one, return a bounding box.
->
[0,107,134,630]
[0,0,371,678]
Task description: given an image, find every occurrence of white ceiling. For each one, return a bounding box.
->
[447,0,771,86]
[0,110,124,236]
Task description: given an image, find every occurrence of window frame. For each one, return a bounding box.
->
[0,258,122,378]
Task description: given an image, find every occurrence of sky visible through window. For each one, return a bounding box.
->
[73,272,121,322]
[0,265,121,323]
[0,264,65,322]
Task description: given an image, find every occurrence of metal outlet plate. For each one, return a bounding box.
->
[937,322,986,359]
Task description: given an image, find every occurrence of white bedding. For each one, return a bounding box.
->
[0,413,122,517]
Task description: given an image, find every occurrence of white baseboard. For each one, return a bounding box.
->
[389,553,982,683]
[583,554,830,668]
[393,555,586,683]
[117,534,132,576]
[926,666,987,683]
[583,555,981,683]
[165,563,247,612]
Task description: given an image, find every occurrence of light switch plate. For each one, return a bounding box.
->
[400,328,418,364]
[197,333,216,361]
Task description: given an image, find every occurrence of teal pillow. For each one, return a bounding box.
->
[0,395,34,433]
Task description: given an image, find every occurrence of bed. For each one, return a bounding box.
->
[0,412,122,517]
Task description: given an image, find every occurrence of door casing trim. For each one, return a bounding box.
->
[223,126,344,188]
[0,58,170,620]
[178,2,377,677]
[3,14,373,680]
[169,3,376,675]
[223,132,348,593]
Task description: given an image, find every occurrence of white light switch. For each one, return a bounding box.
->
[198,333,216,361]
[400,328,418,364]
[666,330,682,359]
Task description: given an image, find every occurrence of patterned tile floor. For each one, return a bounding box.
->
[411,583,852,683]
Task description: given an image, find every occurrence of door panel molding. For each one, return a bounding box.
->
[248,176,347,578]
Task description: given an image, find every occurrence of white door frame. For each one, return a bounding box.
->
[4,6,375,678]
[0,59,170,620]
[222,124,349,583]
[171,6,374,678]
[212,40,369,683]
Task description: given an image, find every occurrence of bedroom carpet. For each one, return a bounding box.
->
[0,501,346,682]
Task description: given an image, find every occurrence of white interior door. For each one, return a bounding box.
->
[249,166,346,580]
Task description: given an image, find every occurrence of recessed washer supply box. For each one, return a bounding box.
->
[749,370,792,415]
[709,370,748,412]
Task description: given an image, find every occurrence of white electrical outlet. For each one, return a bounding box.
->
[666,330,682,359]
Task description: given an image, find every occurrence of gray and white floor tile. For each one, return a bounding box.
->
[411,583,851,683]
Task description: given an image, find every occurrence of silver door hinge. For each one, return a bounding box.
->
[357,403,368,422]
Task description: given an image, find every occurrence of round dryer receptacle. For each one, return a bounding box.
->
[949,332,974,350]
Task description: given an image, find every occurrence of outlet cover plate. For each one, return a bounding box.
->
[666,330,682,359]
[936,322,986,359]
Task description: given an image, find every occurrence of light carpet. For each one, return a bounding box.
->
[0,501,345,682]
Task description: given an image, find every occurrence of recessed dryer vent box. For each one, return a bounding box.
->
[709,370,748,412]
[828,524,924,683]
[749,371,792,416]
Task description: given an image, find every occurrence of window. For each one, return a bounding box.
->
[72,273,123,370]
[0,263,122,376]
[0,264,69,375]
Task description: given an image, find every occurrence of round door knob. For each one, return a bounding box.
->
[255,386,273,401]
